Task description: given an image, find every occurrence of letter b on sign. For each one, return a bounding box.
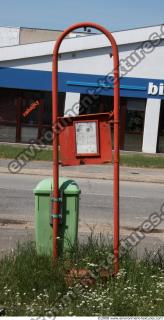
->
[148,82,158,95]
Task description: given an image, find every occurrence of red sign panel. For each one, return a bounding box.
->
[59,113,112,166]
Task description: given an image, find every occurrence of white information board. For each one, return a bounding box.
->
[75,121,99,155]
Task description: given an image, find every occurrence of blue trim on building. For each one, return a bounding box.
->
[0,67,164,99]
[0,67,51,91]
[66,80,147,91]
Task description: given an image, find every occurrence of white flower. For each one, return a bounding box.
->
[87,262,98,267]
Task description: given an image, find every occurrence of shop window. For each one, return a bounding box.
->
[79,94,113,115]
[43,92,65,125]
[0,88,65,144]
[124,98,146,151]
[0,88,17,142]
[41,92,65,145]
[158,100,164,153]
[0,88,16,124]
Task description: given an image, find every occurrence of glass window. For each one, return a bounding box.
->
[158,100,164,153]
[124,98,146,151]
[79,94,113,115]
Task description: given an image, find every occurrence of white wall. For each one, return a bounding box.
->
[0,27,20,47]
[0,25,164,81]
[142,99,161,153]
[0,39,164,82]
[64,92,80,116]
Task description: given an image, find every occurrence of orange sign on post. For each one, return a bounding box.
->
[52,22,120,275]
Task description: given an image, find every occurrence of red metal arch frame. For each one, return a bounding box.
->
[52,22,120,274]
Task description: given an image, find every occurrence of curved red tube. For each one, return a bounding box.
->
[52,22,120,274]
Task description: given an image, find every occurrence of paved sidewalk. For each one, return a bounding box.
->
[0,159,164,183]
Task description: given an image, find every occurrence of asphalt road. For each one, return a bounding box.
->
[0,172,164,254]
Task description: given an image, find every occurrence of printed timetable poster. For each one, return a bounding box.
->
[75,121,99,155]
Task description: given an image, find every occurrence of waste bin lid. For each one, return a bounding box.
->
[33,177,81,195]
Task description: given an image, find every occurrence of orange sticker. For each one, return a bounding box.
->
[23,100,40,117]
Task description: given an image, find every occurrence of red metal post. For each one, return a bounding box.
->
[15,97,22,143]
[52,22,120,273]
[37,99,44,140]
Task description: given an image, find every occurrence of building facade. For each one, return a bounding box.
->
[0,24,164,153]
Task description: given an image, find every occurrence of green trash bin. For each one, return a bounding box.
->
[33,177,81,255]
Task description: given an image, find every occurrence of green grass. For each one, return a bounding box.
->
[0,144,164,168]
[0,238,164,316]
[0,145,53,161]
[120,153,164,168]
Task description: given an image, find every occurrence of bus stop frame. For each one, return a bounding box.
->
[52,22,120,274]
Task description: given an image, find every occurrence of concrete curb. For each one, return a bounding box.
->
[59,171,164,184]
[0,166,164,184]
